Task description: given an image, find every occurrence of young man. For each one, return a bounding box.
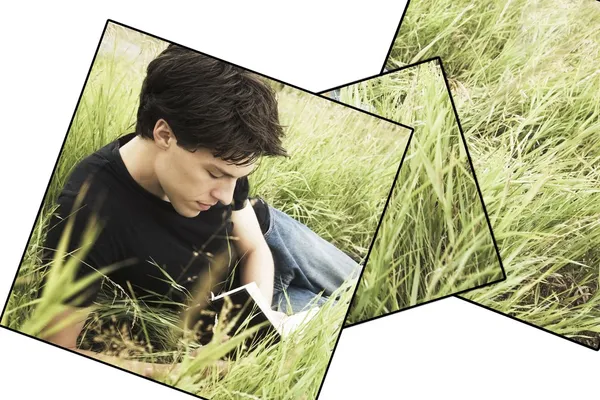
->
[39,44,359,376]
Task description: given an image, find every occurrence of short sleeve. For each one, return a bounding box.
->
[231,176,250,211]
[40,190,115,308]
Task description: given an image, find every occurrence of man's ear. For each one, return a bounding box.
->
[152,119,175,148]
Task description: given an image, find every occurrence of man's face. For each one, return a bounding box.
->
[154,130,255,218]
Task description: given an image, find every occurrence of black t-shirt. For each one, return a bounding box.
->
[41,133,249,308]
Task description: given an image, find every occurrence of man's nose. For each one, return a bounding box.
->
[212,179,237,205]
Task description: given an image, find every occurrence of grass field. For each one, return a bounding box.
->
[0,23,409,399]
[327,60,505,325]
[386,0,600,348]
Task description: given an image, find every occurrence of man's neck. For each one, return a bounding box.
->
[118,135,169,201]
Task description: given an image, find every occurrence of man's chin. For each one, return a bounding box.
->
[172,203,202,218]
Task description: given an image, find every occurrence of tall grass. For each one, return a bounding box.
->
[386,0,600,348]
[1,22,410,399]
[329,61,504,324]
[251,87,409,259]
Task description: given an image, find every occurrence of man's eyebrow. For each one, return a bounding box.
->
[210,164,256,179]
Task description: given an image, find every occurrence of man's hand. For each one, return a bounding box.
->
[141,362,179,379]
[140,356,230,381]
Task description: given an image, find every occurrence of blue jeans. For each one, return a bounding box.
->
[263,205,361,314]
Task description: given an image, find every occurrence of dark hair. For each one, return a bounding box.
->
[136,44,287,165]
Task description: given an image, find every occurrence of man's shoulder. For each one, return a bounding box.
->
[61,139,118,192]
[56,143,120,213]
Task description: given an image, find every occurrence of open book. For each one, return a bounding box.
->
[187,282,319,347]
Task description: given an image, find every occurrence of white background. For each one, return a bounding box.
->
[0,1,597,399]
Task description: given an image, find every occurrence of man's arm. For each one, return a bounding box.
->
[231,200,275,307]
[41,201,180,378]
[42,307,179,378]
